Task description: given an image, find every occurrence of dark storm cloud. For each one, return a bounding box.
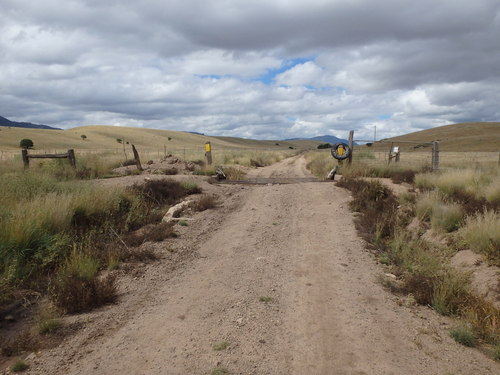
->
[0,0,499,140]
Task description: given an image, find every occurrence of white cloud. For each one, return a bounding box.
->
[0,0,499,141]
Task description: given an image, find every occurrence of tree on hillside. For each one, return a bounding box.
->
[116,138,122,143]
[19,138,34,149]
[81,134,87,140]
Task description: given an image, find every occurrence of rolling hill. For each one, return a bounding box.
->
[0,125,320,153]
[363,122,500,152]
[0,115,60,130]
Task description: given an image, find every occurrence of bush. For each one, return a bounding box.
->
[432,269,470,315]
[50,251,117,313]
[450,325,477,347]
[430,202,463,232]
[317,143,331,149]
[19,139,34,149]
[459,210,500,265]
[194,195,217,211]
[11,360,29,372]
[337,177,398,243]
[182,182,202,195]
[130,179,187,206]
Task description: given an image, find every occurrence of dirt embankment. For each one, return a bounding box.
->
[6,155,499,375]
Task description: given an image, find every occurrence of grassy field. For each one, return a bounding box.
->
[0,125,319,153]
[362,122,500,152]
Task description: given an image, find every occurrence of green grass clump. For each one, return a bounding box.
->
[492,344,500,361]
[212,341,230,351]
[210,367,228,375]
[182,181,202,195]
[38,317,61,334]
[11,360,29,372]
[259,296,273,303]
[431,270,470,315]
[50,250,117,313]
[430,202,463,232]
[459,210,500,265]
[450,325,477,347]
[415,192,464,232]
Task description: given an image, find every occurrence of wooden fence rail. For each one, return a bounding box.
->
[22,149,76,169]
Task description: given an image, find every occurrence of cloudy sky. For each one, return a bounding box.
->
[1,0,499,140]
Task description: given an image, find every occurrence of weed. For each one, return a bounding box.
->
[431,270,470,316]
[430,202,463,232]
[194,195,217,211]
[178,220,188,227]
[492,344,500,361]
[459,210,500,265]
[210,368,228,375]
[450,325,477,347]
[11,360,29,372]
[224,166,246,180]
[50,250,117,313]
[337,177,398,243]
[212,341,230,351]
[182,182,202,195]
[259,296,273,303]
[130,179,187,206]
[38,318,61,334]
[38,306,62,334]
[193,168,215,176]
[162,167,178,175]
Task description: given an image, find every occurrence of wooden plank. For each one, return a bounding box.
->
[28,153,69,159]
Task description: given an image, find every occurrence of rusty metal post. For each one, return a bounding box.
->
[348,130,354,165]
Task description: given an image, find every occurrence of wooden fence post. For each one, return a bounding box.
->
[131,144,143,171]
[205,142,212,165]
[68,149,76,168]
[432,141,440,172]
[348,130,354,165]
[22,149,29,168]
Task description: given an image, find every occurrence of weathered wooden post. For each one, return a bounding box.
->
[131,144,143,171]
[205,142,212,165]
[387,142,394,164]
[348,130,354,165]
[67,149,76,168]
[22,149,29,169]
[432,141,440,172]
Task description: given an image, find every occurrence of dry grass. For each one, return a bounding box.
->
[50,250,117,313]
[305,150,337,178]
[430,202,463,232]
[459,210,500,265]
[194,195,217,211]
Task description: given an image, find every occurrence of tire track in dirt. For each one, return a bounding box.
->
[24,155,499,375]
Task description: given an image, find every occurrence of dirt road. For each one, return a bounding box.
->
[25,155,498,374]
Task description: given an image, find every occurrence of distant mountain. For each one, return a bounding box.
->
[285,135,357,145]
[0,116,61,130]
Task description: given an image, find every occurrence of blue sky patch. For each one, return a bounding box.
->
[255,56,316,85]
[377,114,392,120]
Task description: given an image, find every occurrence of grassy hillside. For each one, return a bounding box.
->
[0,125,318,152]
[364,122,500,152]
